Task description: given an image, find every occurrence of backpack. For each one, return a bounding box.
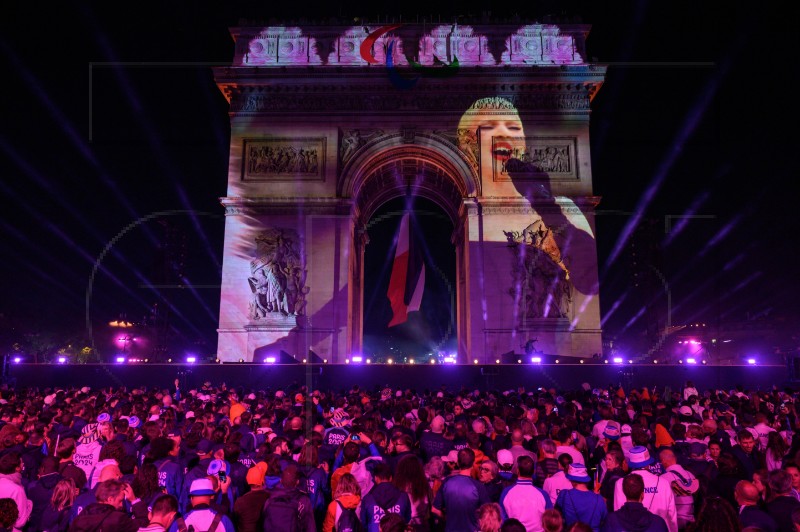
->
[263,492,302,532]
[336,500,366,532]
[176,513,223,532]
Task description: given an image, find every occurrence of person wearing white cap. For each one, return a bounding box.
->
[556,463,607,531]
[613,447,678,532]
[499,455,552,532]
[174,478,234,532]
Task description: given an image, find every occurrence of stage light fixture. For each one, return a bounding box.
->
[579,359,584,364]
[168,358,173,363]
[387,358,393,364]
[345,359,350,364]
[495,359,500,364]
[443,357,456,364]
[555,359,559,364]
[702,360,707,365]
[145,359,149,363]
[116,357,125,363]
[604,360,608,364]
[264,357,276,364]
[57,357,67,364]
[686,358,696,364]
[531,357,541,364]
[352,356,363,363]
[613,357,623,364]
[186,356,197,364]
[12,357,21,364]
[409,359,415,364]
[628,360,633,364]
[679,360,683,364]
[747,358,756,365]
[653,360,658,364]
[474,359,479,364]
[429,359,435,364]
[302,358,307,363]
[323,359,328,364]
[237,358,243,363]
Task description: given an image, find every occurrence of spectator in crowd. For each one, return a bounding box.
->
[393,454,432,529]
[500,455,552,531]
[544,453,574,504]
[0,453,31,532]
[687,495,741,532]
[767,470,800,532]
[323,472,362,532]
[735,480,777,532]
[556,463,606,531]
[261,464,315,532]
[603,474,668,532]
[232,462,268,532]
[733,431,765,481]
[361,461,411,531]
[658,448,700,529]
[25,456,62,531]
[55,439,87,491]
[433,448,489,532]
[613,447,678,532]
[477,502,503,532]
[0,499,19,532]
[68,479,144,532]
[138,494,178,532]
[174,478,235,532]
[40,478,77,532]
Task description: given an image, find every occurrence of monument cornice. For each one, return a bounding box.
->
[465,196,599,215]
[220,196,352,215]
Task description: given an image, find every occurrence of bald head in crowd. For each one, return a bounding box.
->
[735,481,761,507]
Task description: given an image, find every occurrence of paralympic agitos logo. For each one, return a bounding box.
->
[359,24,459,90]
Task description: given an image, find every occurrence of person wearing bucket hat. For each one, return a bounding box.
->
[613,447,678,532]
[556,463,608,531]
[177,478,235,532]
[73,423,102,478]
[603,422,621,442]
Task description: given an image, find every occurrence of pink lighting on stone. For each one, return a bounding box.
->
[232,24,587,67]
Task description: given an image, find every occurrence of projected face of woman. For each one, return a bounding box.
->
[481,118,524,162]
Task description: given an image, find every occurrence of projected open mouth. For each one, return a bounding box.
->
[493,141,513,161]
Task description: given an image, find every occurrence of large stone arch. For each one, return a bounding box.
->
[343,141,472,359]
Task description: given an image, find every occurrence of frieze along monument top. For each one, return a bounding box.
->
[214,21,605,363]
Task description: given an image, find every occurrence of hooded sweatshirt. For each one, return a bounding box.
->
[73,439,103,478]
[360,482,412,532]
[323,493,361,532]
[602,502,668,532]
[25,471,62,531]
[0,472,32,532]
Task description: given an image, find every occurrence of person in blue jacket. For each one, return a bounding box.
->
[360,461,411,532]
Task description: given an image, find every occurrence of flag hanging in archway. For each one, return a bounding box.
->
[387,213,426,327]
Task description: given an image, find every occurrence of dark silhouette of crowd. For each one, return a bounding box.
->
[0,378,799,531]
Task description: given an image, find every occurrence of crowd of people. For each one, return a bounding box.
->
[0,377,798,531]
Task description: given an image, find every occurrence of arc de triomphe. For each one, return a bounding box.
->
[214,22,606,363]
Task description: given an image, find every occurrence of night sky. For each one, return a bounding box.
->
[0,1,795,361]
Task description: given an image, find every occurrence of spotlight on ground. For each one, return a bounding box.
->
[686,358,697,365]
[613,357,623,364]
[57,357,67,364]
[747,358,756,365]
[115,357,125,363]
[263,356,276,364]
[186,356,197,364]
[531,357,541,364]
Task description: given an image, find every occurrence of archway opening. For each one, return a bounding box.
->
[362,196,456,363]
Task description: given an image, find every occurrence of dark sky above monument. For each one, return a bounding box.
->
[0,1,794,359]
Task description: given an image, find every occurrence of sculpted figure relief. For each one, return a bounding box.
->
[247,229,308,319]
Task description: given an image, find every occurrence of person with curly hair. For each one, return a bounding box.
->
[0,498,19,532]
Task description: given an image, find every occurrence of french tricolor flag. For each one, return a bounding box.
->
[387,213,425,327]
